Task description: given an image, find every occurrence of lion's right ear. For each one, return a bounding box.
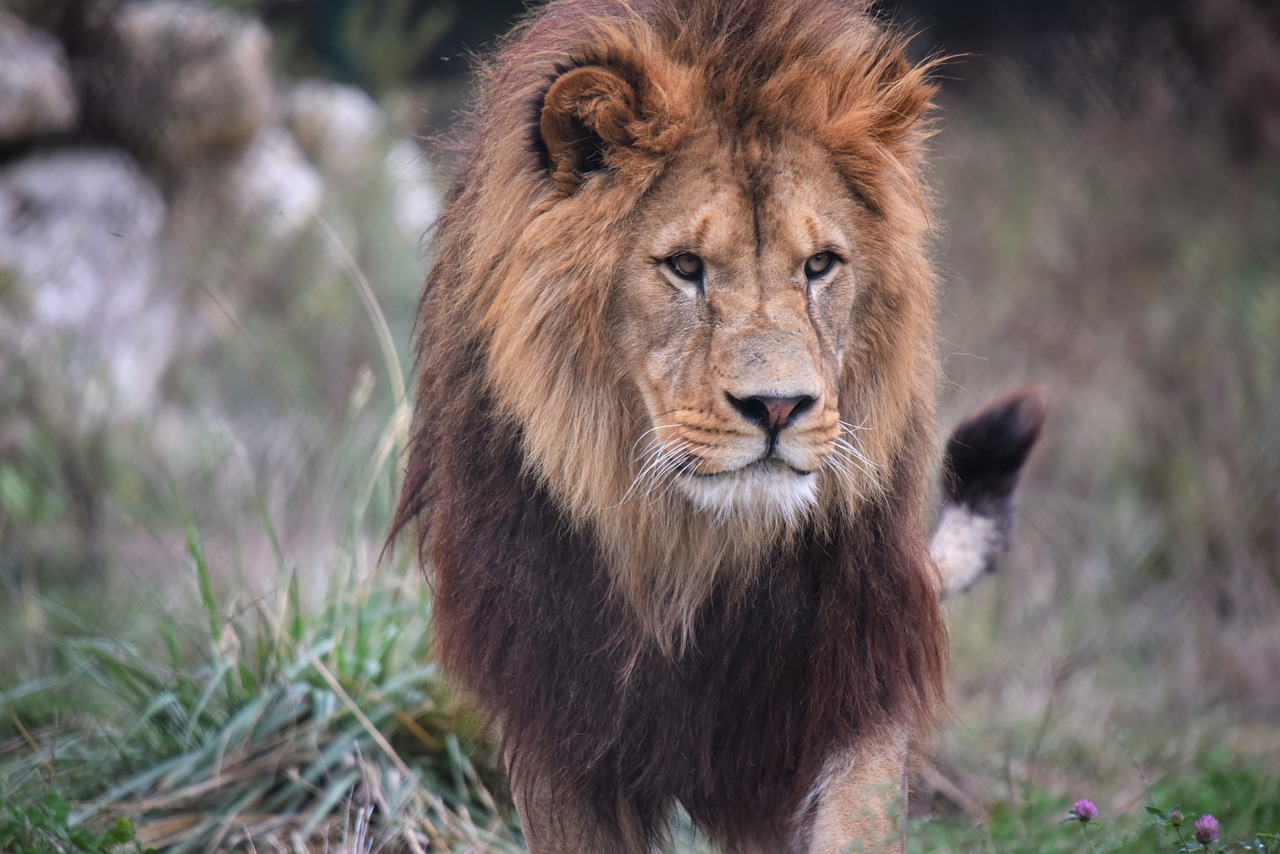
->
[540,65,641,191]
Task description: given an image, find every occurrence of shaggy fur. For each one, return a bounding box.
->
[389,0,965,850]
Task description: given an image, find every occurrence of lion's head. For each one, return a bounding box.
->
[397,0,941,645]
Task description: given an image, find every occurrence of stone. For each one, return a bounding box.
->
[223,126,325,240]
[286,79,388,181]
[0,149,172,419]
[99,0,274,170]
[0,14,78,143]
[384,136,442,240]
[172,126,324,247]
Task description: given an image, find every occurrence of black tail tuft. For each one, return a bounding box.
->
[943,389,1047,511]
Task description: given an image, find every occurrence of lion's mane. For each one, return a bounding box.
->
[391,0,948,848]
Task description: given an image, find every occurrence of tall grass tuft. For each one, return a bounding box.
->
[1,522,519,852]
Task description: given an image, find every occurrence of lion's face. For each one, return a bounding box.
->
[613,130,865,524]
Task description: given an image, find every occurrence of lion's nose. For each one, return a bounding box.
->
[726,393,816,433]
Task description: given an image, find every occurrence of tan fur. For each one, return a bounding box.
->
[804,728,910,853]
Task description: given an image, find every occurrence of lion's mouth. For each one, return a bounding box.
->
[689,455,813,479]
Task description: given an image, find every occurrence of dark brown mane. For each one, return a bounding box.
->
[420,389,944,849]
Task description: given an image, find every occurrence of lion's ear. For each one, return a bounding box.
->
[540,65,640,191]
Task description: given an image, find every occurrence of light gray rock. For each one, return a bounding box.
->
[0,14,78,142]
[0,149,173,420]
[384,136,441,240]
[172,126,324,247]
[102,0,273,170]
[223,126,325,239]
[286,79,388,181]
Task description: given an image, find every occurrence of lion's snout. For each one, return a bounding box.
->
[715,323,826,436]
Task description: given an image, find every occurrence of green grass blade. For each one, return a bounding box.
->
[182,517,221,646]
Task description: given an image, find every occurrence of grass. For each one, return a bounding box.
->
[2,12,1279,853]
[910,753,1280,853]
[2,524,519,852]
[1,792,148,853]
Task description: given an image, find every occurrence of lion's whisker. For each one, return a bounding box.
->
[830,438,878,481]
[617,436,701,506]
[623,444,673,505]
[834,437,875,471]
[630,422,683,456]
[614,444,668,507]
[644,441,697,498]
[833,422,879,472]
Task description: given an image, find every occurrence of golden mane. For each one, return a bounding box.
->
[392,0,943,647]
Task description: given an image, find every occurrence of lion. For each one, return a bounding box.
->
[388,1,1044,851]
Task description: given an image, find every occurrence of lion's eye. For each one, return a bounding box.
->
[666,253,705,282]
[804,252,837,280]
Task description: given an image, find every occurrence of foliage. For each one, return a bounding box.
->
[0,792,151,854]
[932,20,1280,840]
[910,762,1279,854]
[0,528,519,852]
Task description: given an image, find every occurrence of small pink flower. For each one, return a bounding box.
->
[1194,813,1219,845]
[1169,810,1183,827]
[1073,799,1098,824]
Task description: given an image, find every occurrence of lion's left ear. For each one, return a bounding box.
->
[539,65,656,192]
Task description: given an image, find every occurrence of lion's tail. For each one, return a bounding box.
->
[930,390,1047,600]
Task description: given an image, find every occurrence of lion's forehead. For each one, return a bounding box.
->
[642,136,856,274]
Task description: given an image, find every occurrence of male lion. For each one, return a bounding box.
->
[389,1,1043,851]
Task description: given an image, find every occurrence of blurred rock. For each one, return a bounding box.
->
[96,0,273,171]
[286,79,388,182]
[0,14,78,143]
[172,126,324,247]
[384,136,441,240]
[0,149,173,420]
[224,127,324,240]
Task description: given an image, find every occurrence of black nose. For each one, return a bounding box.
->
[726,393,816,433]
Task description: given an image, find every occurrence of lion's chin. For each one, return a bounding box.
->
[677,459,819,526]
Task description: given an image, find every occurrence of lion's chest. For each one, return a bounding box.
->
[430,457,845,836]
[423,413,925,846]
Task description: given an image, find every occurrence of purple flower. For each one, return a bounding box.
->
[1169,810,1183,827]
[1073,799,1098,824]
[1194,813,1219,845]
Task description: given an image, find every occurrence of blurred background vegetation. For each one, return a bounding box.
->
[0,0,1277,850]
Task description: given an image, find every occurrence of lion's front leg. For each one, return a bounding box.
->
[804,726,909,854]
[511,766,648,854]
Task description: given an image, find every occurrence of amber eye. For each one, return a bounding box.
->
[666,252,705,282]
[804,251,837,280]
